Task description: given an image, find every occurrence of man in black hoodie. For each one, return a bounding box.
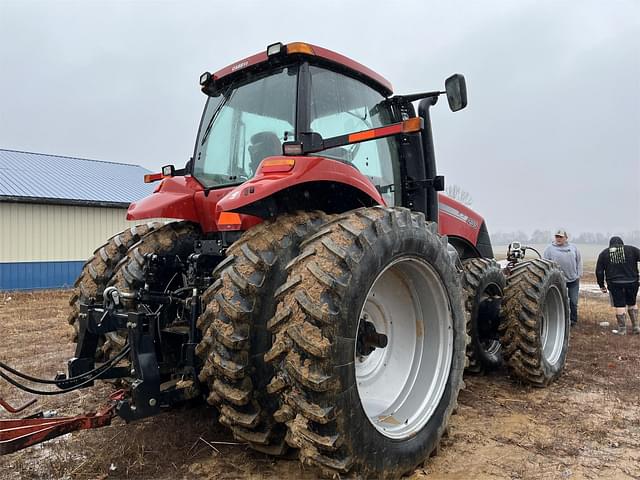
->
[596,236,640,335]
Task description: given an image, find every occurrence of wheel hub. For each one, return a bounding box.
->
[356,317,388,357]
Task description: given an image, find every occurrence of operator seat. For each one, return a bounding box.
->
[248,132,281,175]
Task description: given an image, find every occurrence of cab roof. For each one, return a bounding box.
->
[210,42,393,97]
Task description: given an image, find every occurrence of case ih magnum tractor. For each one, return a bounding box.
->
[0,42,570,478]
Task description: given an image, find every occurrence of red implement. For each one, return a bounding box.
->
[0,390,124,455]
[0,397,37,414]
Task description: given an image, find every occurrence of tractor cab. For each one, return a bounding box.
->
[193,43,402,206]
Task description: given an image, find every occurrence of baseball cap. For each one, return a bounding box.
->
[554,229,568,238]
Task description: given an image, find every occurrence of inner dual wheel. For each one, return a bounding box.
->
[264,207,466,478]
[462,258,506,374]
[195,211,328,455]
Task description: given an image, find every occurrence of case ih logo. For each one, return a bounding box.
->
[231,61,249,72]
[440,203,479,229]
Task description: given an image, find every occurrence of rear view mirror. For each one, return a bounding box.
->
[162,165,176,177]
[445,74,467,112]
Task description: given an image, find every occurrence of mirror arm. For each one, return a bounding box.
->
[392,91,444,104]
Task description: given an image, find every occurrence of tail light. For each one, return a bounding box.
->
[217,212,242,230]
[260,158,296,173]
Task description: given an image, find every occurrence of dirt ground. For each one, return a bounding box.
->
[1,289,639,479]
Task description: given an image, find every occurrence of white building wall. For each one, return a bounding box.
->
[0,202,163,263]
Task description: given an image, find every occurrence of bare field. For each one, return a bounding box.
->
[1,290,639,479]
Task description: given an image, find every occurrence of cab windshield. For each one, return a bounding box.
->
[193,65,298,188]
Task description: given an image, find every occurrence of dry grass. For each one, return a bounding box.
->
[1,290,639,479]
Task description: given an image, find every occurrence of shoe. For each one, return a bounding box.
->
[633,327,640,335]
[612,329,627,336]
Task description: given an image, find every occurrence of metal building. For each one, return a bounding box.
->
[0,149,155,290]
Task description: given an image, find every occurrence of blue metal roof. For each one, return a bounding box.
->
[0,149,156,206]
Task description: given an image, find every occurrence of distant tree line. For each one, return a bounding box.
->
[491,230,640,245]
[442,186,640,246]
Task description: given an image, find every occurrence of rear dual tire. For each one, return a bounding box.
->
[265,207,466,479]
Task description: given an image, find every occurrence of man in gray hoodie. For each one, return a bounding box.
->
[543,229,583,326]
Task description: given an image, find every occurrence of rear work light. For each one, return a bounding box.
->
[260,158,296,173]
[199,72,212,86]
[267,42,284,56]
[282,142,303,155]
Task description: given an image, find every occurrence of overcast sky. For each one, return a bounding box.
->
[1,0,638,236]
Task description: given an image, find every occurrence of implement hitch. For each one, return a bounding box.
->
[1,294,203,455]
[69,300,202,422]
[0,254,209,455]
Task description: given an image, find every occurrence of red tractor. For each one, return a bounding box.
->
[1,42,570,478]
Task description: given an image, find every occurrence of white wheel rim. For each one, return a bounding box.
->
[355,256,454,439]
[541,284,565,366]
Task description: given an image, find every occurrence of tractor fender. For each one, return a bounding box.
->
[126,176,202,222]
[216,156,386,214]
[438,194,485,253]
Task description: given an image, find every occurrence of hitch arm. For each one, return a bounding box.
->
[0,391,124,455]
[0,410,113,455]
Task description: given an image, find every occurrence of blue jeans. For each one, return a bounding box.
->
[567,279,580,324]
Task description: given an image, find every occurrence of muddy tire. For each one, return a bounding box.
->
[265,207,466,479]
[109,222,201,307]
[462,258,506,374]
[499,259,570,386]
[67,222,163,358]
[195,212,328,455]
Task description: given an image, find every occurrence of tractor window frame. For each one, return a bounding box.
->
[192,63,299,190]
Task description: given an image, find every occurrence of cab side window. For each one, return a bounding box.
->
[308,66,399,205]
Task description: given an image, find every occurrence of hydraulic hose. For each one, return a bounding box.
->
[0,346,130,396]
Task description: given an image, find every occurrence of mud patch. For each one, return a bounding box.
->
[2,292,639,479]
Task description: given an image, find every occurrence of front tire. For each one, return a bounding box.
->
[499,259,570,386]
[265,207,466,479]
